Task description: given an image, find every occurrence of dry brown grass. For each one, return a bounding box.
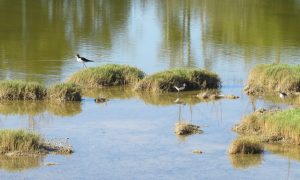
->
[47,83,81,102]
[175,122,202,135]
[228,136,263,154]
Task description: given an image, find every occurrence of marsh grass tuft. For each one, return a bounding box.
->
[47,83,82,101]
[0,130,42,153]
[68,64,145,88]
[228,136,263,154]
[0,129,73,156]
[134,68,221,93]
[0,80,46,100]
[234,108,300,145]
[244,64,300,95]
[175,122,202,135]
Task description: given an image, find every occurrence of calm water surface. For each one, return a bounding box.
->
[1,0,300,179]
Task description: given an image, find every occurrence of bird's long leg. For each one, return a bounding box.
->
[83,63,87,68]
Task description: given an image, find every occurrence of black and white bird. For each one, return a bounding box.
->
[75,54,94,68]
[279,91,288,99]
[174,83,186,93]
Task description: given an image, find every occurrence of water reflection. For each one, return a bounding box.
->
[229,154,263,169]
[0,101,81,117]
[1,0,300,83]
[0,155,43,172]
[266,144,300,161]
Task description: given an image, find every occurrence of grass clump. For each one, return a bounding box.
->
[0,129,73,156]
[0,80,46,100]
[234,108,300,145]
[0,130,42,154]
[228,136,263,154]
[47,83,81,101]
[134,68,221,93]
[175,122,202,135]
[244,64,300,95]
[68,64,145,88]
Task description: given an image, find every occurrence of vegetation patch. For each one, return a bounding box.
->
[244,64,300,95]
[0,80,46,100]
[47,83,81,101]
[175,122,202,135]
[228,136,263,154]
[0,129,73,156]
[68,64,145,88]
[234,108,300,145]
[134,68,221,93]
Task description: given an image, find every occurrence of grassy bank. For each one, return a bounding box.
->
[134,68,221,93]
[68,64,145,88]
[0,129,73,156]
[234,108,300,145]
[0,80,46,100]
[244,64,300,95]
[47,83,82,101]
[228,136,263,154]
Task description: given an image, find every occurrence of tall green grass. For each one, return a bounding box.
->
[134,68,221,92]
[0,130,42,153]
[0,80,46,100]
[68,64,145,88]
[245,64,300,95]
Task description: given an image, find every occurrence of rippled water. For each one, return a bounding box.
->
[1,0,300,179]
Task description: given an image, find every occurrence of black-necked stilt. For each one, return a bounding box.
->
[174,83,186,93]
[279,91,288,99]
[76,54,94,68]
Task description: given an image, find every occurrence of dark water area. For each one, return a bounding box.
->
[1,0,300,179]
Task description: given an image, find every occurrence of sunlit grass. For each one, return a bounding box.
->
[47,83,82,101]
[235,108,300,145]
[175,122,202,135]
[0,80,46,100]
[228,136,263,154]
[68,64,145,88]
[134,68,221,93]
[245,64,300,95]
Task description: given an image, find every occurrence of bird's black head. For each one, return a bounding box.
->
[76,54,80,57]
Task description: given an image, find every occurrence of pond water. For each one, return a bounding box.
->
[1,0,300,179]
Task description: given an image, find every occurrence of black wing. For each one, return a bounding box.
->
[81,57,94,62]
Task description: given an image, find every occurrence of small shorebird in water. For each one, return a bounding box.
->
[174,83,186,93]
[279,91,288,99]
[75,54,94,68]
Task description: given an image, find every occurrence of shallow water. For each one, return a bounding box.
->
[1,0,300,179]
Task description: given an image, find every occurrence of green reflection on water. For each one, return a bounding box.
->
[0,155,43,172]
[1,0,299,82]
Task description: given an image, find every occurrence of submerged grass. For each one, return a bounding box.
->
[0,80,46,100]
[68,64,145,88]
[228,136,263,154]
[47,83,82,101]
[244,64,300,95]
[134,68,221,93]
[234,108,300,145]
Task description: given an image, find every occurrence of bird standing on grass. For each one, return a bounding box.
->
[75,54,94,68]
[279,91,288,99]
[174,83,186,93]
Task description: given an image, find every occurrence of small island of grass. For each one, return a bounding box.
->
[47,83,82,102]
[244,64,300,95]
[0,129,73,156]
[229,136,263,154]
[68,64,145,88]
[134,68,221,93]
[234,108,300,145]
[0,80,46,100]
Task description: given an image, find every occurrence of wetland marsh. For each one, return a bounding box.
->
[1,0,300,179]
